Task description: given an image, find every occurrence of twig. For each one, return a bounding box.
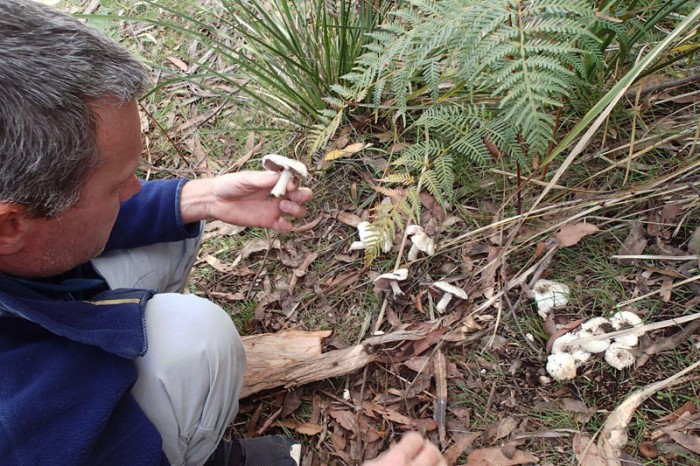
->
[616,274,700,308]
[611,254,700,261]
[569,311,700,346]
[624,72,700,97]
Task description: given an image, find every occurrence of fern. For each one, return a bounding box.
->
[345,0,597,158]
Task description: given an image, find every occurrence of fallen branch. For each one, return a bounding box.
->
[240,327,435,398]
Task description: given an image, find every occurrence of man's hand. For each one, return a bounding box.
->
[180,171,313,233]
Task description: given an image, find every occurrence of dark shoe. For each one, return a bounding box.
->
[207,435,300,466]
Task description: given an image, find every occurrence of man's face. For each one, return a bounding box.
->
[17,99,142,277]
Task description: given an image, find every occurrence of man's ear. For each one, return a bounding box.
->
[0,203,32,255]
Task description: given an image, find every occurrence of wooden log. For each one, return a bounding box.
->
[240,330,376,398]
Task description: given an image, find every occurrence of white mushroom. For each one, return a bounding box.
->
[611,311,645,347]
[532,279,570,319]
[431,281,468,313]
[546,352,577,381]
[605,342,636,370]
[349,221,391,253]
[261,154,308,198]
[405,224,435,261]
[551,331,591,366]
[374,268,409,297]
[578,317,613,353]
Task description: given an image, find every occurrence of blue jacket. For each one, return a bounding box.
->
[0,179,201,465]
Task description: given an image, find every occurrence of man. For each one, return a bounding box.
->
[0,1,445,465]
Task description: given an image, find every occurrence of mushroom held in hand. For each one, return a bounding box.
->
[261,154,308,198]
[431,281,468,313]
[406,224,435,261]
[374,268,409,298]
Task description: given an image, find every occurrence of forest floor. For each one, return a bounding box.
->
[61,1,700,464]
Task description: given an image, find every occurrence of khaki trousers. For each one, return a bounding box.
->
[92,233,245,466]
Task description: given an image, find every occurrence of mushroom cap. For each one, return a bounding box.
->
[262,154,308,178]
[546,352,577,381]
[432,281,468,299]
[406,224,425,236]
[578,317,612,353]
[611,311,645,337]
[409,231,435,256]
[533,279,570,318]
[551,331,591,366]
[373,268,409,289]
[605,342,636,370]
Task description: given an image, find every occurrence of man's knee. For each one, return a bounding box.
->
[141,293,246,380]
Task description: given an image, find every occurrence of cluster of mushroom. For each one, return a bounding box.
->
[546,311,646,382]
[357,224,465,312]
[372,270,467,312]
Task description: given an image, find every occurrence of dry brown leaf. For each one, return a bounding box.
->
[336,211,363,227]
[618,222,648,265]
[443,432,480,466]
[465,447,539,465]
[573,433,607,466]
[665,431,700,455]
[689,226,700,255]
[276,420,324,436]
[657,400,697,422]
[238,238,281,260]
[204,255,235,273]
[324,142,371,161]
[167,56,189,72]
[554,222,599,247]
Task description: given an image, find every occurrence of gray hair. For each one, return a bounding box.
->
[0,0,149,217]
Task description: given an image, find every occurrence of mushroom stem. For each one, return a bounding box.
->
[270,169,294,197]
[407,244,420,261]
[349,241,366,251]
[436,293,453,313]
[390,281,404,296]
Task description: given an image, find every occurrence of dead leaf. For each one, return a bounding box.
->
[657,400,697,422]
[554,222,599,247]
[465,447,539,465]
[618,222,648,265]
[336,211,363,227]
[573,433,607,466]
[689,227,700,255]
[443,432,480,465]
[238,238,281,260]
[324,142,372,161]
[293,215,323,233]
[276,420,323,436]
[666,431,700,455]
[167,56,189,72]
[204,255,235,273]
[483,416,518,443]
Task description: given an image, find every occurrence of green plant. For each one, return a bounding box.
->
[336,0,597,157]
[137,0,389,128]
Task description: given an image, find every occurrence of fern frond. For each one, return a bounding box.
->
[307,107,344,156]
[379,173,416,185]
